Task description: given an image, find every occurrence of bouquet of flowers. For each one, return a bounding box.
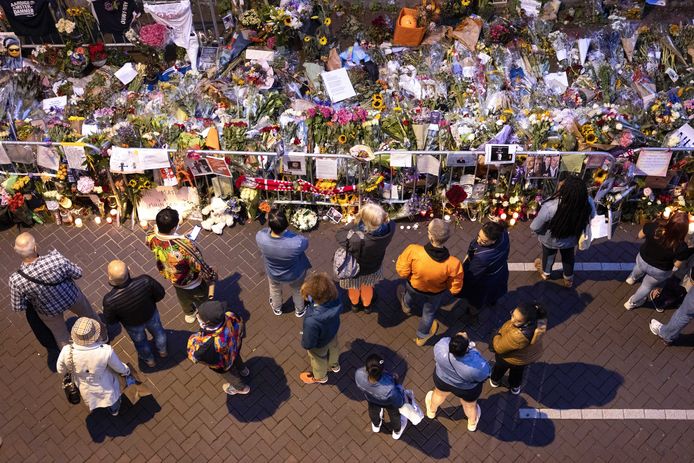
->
[56,18,76,36]
[139,23,169,49]
[88,43,107,65]
[223,120,249,151]
[66,7,96,39]
[291,207,318,231]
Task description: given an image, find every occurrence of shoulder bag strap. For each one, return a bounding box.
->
[174,239,208,269]
[17,268,64,286]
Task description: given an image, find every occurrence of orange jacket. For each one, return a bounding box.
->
[396,244,463,294]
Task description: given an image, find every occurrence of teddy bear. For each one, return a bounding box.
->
[200,196,235,235]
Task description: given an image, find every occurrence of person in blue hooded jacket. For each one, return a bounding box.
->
[299,272,342,384]
[355,353,408,440]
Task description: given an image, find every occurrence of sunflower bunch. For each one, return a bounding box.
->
[580,123,598,145]
[127,174,155,196]
[371,94,385,111]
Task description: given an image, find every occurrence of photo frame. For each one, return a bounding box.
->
[485,144,516,164]
[525,155,561,178]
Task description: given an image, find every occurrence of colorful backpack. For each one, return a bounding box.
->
[187,312,242,371]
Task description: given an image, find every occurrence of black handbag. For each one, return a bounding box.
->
[63,345,81,405]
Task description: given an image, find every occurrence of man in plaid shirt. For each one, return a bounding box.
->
[9,232,105,348]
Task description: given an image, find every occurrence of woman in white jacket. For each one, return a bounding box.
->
[57,318,130,415]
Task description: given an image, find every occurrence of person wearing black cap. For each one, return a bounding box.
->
[187,301,250,395]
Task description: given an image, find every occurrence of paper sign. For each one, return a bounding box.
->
[556,48,567,62]
[0,143,10,164]
[578,38,591,66]
[63,145,87,170]
[635,150,672,177]
[590,214,609,240]
[109,146,139,173]
[417,154,441,176]
[282,153,307,176]
[315,157,338,180]
[135,148,170,170]
[245,48,275,62]
[137,186,200,221]
[543,72,569,94]
[37,146,60,170]
[485,144,516,164]
[390,152,412,168]
[672,123,694,147]
[115,63,138,85]
[447,152,477,168]
[5,144,34,164]
[321,68,357,103]
[560,154,585,173]
[42,96,67,112]
[205,156,232,177]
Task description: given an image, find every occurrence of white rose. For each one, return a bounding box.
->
[615,123,623,130]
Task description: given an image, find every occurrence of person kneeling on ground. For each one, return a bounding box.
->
[650,267,694,344]
[187,301,250,395]
[299,272,342,384]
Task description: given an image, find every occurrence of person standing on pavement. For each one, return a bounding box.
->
[624,211,689,310]
[102,260,168,368]
[489,302,547,395]
[336,203,396,314]
[187,301,250,395]
[256,207,311,317]
[355,353,408,440]
[650,267,694,344]
[299,272,342,384]
[9,232,106,349]
[56,318,130,415]
[425,332,490,432]
[530,176,594,288]
[396,219,463,346]
[457,221,510,318]
[146,207,214,324]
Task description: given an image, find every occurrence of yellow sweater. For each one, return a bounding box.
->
[396,244,463,294]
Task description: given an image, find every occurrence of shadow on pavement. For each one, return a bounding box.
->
[476,393,555,447]
[335,338,409,402]
[85,395,161,443]
[226,356,290,422]
[523,361,624,409]
[214,273,250,322]
[398,418,451,459]
[136,329,193,374]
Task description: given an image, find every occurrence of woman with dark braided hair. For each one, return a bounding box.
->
[530,175,594,288]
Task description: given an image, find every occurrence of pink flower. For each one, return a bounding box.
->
[266,36,276,49]
[319,106,333,119]
[306,107,317,118]
[139,24,168,48]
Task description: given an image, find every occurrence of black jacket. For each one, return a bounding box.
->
[336,221,396,276]
[103,275,165,326]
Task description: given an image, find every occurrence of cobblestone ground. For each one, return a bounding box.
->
[0,219,692,462]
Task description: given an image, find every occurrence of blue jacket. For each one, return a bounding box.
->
[434,337,490,390]
[301,299,341,350]
[256,228,311,282]
[354,367,406,408]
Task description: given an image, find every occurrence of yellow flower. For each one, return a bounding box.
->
[585,133,597,144]
[304,35,311,42]
[461,0,471,6]
[324,17,331,26]
[393,106,402,112]
[284,17,292,26]
[319,36,327,46]
[338,134,347,144]
[372,100,385,110]
[128,179,137,188]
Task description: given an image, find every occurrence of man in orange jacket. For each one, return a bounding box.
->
[396,219,463,346]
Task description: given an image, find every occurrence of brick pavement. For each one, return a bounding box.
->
[0,219,693,462]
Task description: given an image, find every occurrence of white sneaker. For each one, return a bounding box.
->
[624,300,639,310]
[625,276,636,285]
[184,311,198,324]
[489,378,500,388]
[649,319,663,336]
[372,408,384,432]
[467,404,481,432]
[392,415,407,440]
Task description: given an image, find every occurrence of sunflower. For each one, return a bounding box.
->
[128,179,137,188]
[318,36,327,46]
[324,17,331,26]
[461,0,471,6]
[338,134,347,144]
[304,35,311,42]
[283,16,292,26]
[585,133,597,144]
[592,169,608,185]
[372,99,385,110]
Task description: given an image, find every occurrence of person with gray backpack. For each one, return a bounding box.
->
[335,204,395,314]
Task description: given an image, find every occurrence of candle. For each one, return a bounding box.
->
[500,213,507,220]
[74,218,83,227]
[509,218,516,226]
[663,207,672,219]
[443,214,451,222]
[512,212,519,219]
[94,216,102,225]
[106,216,113,224]
[110,208,118,216]
[139,219,149,230]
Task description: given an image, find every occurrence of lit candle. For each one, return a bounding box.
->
[74,218,83,227]
[94,216,102,225]
[106,216,113,224]
[509,218,516,226]
[663,207,672,219]
[512,212,519,219]
[500,213,507,220]
[110,208,118,216]
[443,214,451,222]
[139,219,149,230]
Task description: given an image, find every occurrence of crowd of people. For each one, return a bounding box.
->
[7,175,693,436]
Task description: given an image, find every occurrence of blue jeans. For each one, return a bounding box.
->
[659,290,694,342]
[123,310,167,362]
[404,282,444,339]
[628,253,673,305]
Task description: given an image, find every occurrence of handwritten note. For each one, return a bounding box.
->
[417,155,441,176]
[115,63,138,85]
[37,146,60,170]
[635,150,672,177]
[672,123,694,147]
[63,145,87,170]
[137,186,200,221]
[42,96,68,112]
[136,149,170,170]
[315,157,338,180]
[0,143,10,164]
[109,147,140,173]
[390,152,412,168]
[321,68,357,103]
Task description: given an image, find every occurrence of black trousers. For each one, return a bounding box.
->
[367,401,401,432]
[541,245,576,277]
[490,356,526,389]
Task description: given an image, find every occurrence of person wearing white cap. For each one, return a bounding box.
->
[56,318,130,415]
[9,232,106,349]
